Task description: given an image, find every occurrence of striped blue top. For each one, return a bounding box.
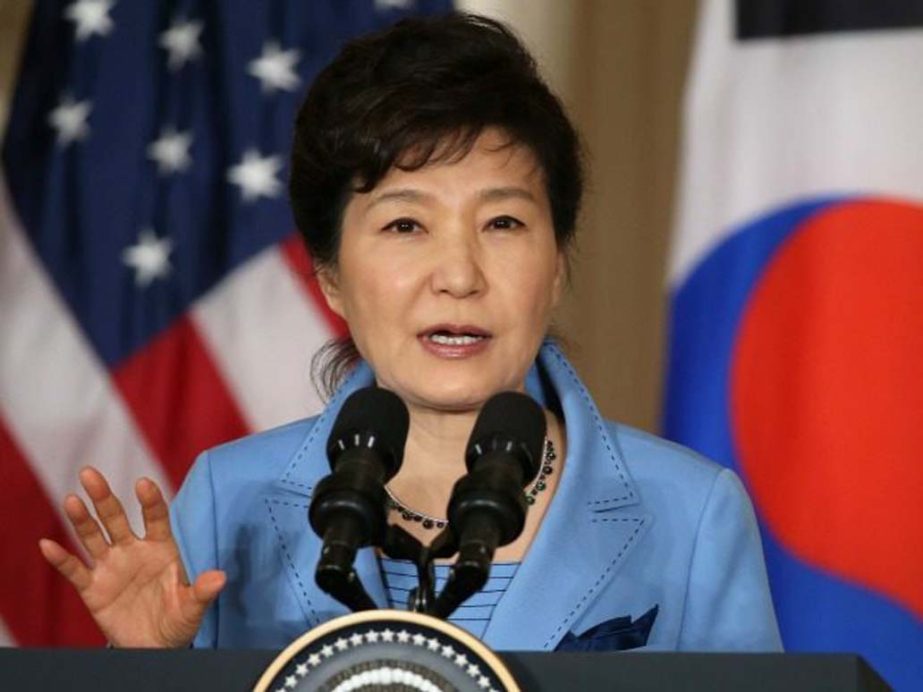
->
[379,558,520,639]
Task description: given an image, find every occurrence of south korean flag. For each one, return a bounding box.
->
[664,2,923,690]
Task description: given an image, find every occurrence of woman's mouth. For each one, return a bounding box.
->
[428,333,483,346]
[419,326,491,357]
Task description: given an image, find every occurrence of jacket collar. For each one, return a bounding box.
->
[267,343,650,646]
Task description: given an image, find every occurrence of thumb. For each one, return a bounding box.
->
[191,570,226,605]
[178,570,226,627]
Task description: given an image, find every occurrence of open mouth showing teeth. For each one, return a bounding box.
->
[428,333,485,346]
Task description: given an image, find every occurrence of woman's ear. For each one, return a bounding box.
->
[316,266,345,319]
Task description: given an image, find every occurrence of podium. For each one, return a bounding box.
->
[0,649,890,690]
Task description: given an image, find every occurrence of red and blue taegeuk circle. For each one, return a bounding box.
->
[664,197,923,690]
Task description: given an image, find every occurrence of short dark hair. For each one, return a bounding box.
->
[289,13,583,399]
[289,12,583,268]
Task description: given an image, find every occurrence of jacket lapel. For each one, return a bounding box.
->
[483,345,652,650]
[264,363,389,628]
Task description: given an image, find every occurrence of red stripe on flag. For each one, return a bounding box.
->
[112,315,250,491]
[0,416,105,646]
[279,233,349,337]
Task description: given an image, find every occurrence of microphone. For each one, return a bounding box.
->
[433,391,546,618]
[308,386,409,611]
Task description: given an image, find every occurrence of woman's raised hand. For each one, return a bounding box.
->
[38,467,225,648]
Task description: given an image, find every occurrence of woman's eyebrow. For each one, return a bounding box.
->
[479,186,536,203]
[367,189,431,209]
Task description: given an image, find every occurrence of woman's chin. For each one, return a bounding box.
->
[374,354,530,413]
[398,381,515,414]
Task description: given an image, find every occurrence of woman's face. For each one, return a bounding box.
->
[319,129,565,414]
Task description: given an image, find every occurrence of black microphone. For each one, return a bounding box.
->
[433,391,546,618]
[308,386,409,611]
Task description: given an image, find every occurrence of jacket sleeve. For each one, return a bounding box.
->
[678,467,783,651]
[169,450,219,648]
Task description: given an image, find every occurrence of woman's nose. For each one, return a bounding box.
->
[430,234,486,298]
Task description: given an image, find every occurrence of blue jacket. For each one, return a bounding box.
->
[171,343,782,652]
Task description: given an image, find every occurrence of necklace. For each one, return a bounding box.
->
[385,437,558,531]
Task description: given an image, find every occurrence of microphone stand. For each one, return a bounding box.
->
[379,522,489,620]
[428,526,491,620]
[379,524,433,612]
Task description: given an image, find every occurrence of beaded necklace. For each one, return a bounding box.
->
[384,437,558,531]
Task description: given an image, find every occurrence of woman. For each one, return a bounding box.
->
[40,13,782,652]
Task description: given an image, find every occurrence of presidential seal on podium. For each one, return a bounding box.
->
[254,610,519,692]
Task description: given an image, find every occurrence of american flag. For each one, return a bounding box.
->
[0,0,451,646]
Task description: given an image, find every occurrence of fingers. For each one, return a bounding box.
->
[63,493,110,559]
[80,466,137,545]
[39,538,92,591]
[136,477,172,542]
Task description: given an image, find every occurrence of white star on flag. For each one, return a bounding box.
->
[65,0,115,42]
[248,41,301,92]
[48,96,92,146]
[284,675,297,689]
[159,18,203,70]
[227,149,283,202]
[122,229,173,287]
[147,127,193,174]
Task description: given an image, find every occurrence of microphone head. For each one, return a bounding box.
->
[465,391,547,483]
[326,386,409,481]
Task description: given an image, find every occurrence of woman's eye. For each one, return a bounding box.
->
[383,218,420,234]
[488,215,523,230]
